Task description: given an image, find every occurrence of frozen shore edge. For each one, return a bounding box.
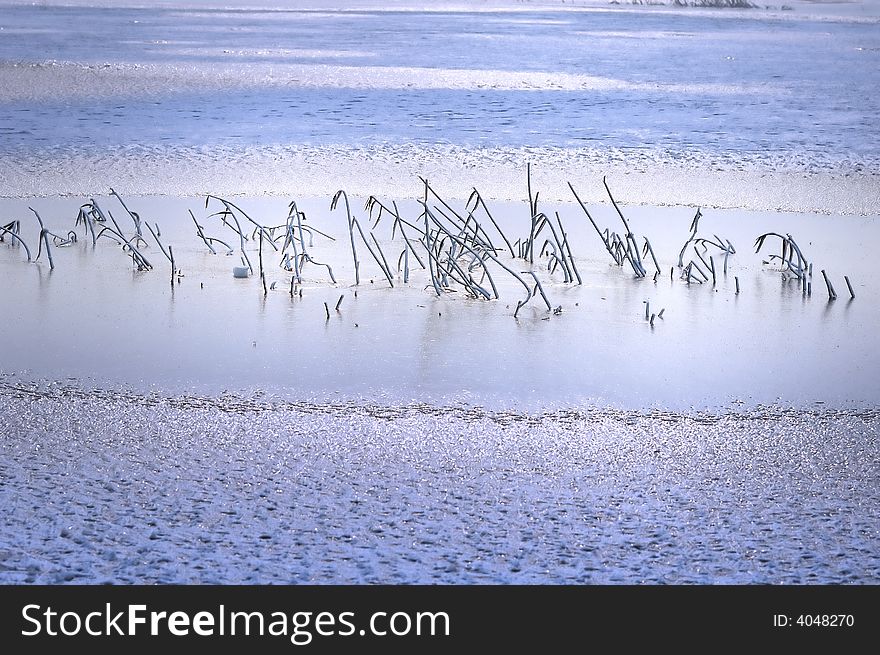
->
[2,145,878,215]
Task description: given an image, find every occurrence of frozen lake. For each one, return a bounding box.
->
[1,7,876,156]
[2,192,879,411]
[1,1,878,211]
[1,1,878,584]
[2,189,878,585]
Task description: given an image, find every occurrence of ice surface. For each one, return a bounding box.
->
[1,194,878,410]
[2,0,878,585]
[1,3,878,211]
[1,382,878,584]
[3,145,877,214]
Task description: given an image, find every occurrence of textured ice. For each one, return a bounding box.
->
[0,60,781,98]
[1,2,878,212]
[2,144,877,214]
[1,382,877,584]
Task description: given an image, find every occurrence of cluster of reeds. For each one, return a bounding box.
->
[343,169,581,317]
[1,207,79,270]
[569,176,656,279]
[1,167,859,316]
[675,207,736,286]
[753,231,853,300]
[755,232,809,279]
[755,231,812,294]
[31,207,76,270]
[332,189,394,288]
[644,300,665,328]
[75,193,152,270]
[202,195,339,296]
[281,200,337,288]
[0,219,32,261]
